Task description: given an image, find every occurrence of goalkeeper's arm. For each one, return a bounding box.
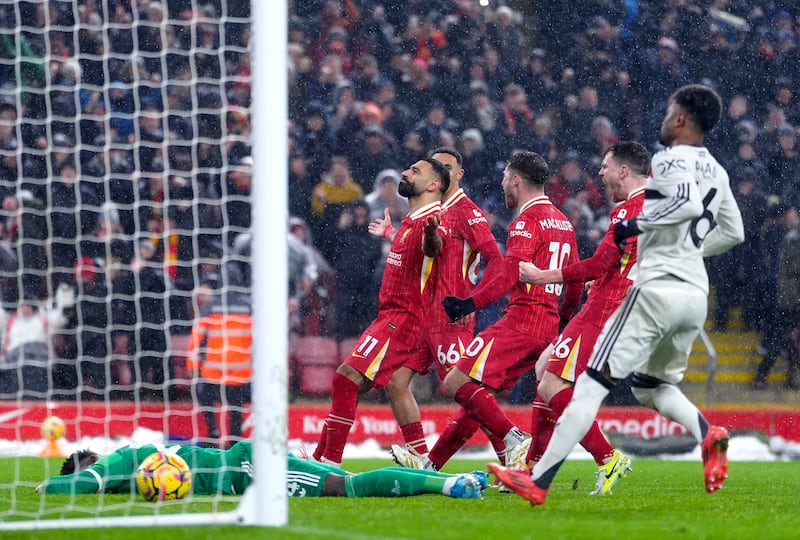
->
[37,469,102,494]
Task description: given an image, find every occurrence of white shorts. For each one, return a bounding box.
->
[588,277,707,384]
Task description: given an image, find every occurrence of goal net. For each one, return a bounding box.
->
[0,0,287,529]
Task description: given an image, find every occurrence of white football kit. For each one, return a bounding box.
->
[588,144,745,383]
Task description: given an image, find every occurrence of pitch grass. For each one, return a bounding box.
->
[2,456,800,540]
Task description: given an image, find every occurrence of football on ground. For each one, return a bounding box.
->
[40,416,65,441]
[135,452,192,501]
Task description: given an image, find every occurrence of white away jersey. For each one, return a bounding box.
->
[635,144,744,294]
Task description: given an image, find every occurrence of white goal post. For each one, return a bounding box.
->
[0,0,287,530]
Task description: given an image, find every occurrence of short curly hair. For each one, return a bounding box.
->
[60,449,99,475]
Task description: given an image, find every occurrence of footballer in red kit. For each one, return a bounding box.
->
[312,158,451,467]
[518,142,652,496]
[388,147,506,463]
[432,151,583,471]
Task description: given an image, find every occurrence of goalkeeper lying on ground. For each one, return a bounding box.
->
[37,440,486,499]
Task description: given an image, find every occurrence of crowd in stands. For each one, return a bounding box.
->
[1,0,800,400]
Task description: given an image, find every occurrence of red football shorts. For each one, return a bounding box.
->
[456,317,550,391]
[544,314,604,383]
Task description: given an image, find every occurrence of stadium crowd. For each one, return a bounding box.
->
[0,0,799,401]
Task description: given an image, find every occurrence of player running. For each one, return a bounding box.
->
[490,84,745,505]
[394,151,582,473]
[385,146,506,467]
[517,142,650,495]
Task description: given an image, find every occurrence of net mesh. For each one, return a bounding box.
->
[0,0,259,525]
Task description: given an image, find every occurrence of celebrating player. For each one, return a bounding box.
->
[386,146,506,466]
[517,141,650,495]
[311,158,449,467]
[395,151,583,472]
[491,84,745,505]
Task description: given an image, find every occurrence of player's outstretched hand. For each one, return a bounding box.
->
[442,296,476,322]
[613,218,640,249]
[369,207,393,239]
[423,214,441,237]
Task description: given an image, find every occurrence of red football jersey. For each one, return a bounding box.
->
[377,201,441,347]
[501,196,579,335]
[561,187,645,323]
[430,189,502,331]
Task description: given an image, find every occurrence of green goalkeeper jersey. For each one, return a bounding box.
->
[41,441,253,495]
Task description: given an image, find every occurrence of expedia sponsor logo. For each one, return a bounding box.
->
[538,218,574,231]
[468,216,488,225]
[509,229,532,238]
[387,252,402,267]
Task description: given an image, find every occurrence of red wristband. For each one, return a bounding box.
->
[383,224,395,240]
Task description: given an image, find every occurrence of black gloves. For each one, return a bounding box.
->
[613,218,640,249]
[442,296,477,321]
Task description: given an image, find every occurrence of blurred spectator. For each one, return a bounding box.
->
[350,124,400,190]
[4,189,47,300]
[485,6,524,70]
[288,152,316,222]
[460,82,500,155]
[70,256,109,398]
[458,129,492,201]
[375,81,413,144]
[351,54,390,101]
[515,48,557,113]
[495,83,535,153]
[546,151,606,215]
[710,167,769,331]
[0,284,74,399]
[187,289,252,446]
[131,239,168,400]
[309,155,364,252]
[288,216,335,337]
[223,156,252,248]
[328,200,382,340]
[364,168,408,223]
[297,100,335,182]
[770,124,800,205]
[754,205,800,390]
[562,199,602,260]
[413,100,460,150]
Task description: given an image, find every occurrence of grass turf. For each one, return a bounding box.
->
[1,456,799,539]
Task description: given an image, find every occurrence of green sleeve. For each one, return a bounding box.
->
[41,445,161,494]
[184,440,254,495]
[41,469,102,494]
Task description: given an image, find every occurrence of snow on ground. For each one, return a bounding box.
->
[2,428,798,461]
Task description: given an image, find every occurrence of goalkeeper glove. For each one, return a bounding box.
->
[442,296,477,322]
[613,218,640,249]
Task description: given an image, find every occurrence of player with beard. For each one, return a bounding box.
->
[385,147,507,466]
[516,142,650,496]
[312,157,450,467]
[491,84,745,505]
[419,151,583,472]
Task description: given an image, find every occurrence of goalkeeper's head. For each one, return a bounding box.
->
[60,449,100,475]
